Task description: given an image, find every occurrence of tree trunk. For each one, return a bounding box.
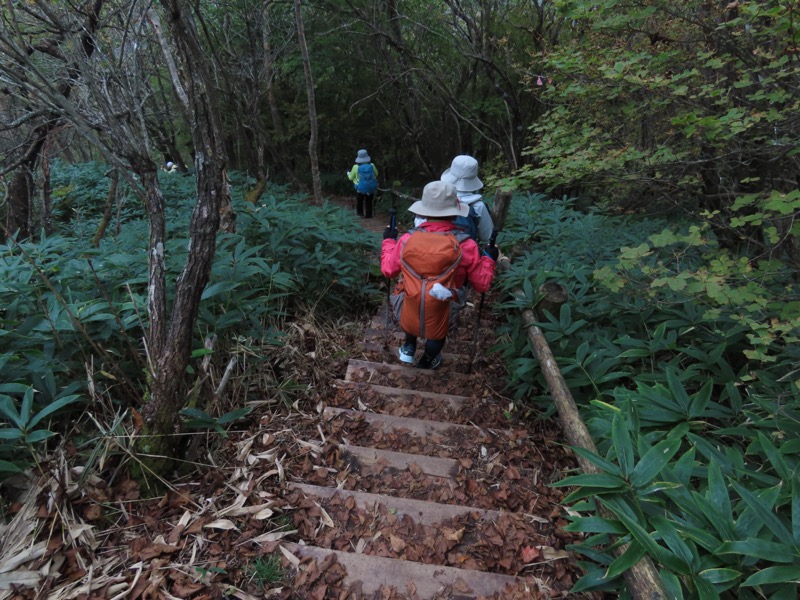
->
[6,168,32,239]
[294,0,323,204]
[92,170,118,247]
[135,1,230,478]
[40,133,55,235]
[490,190,512,232]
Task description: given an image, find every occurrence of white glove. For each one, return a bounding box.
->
[429,283,453,301]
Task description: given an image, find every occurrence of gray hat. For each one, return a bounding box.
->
[408,181,470,218]
[440,155,483,192]
[355,149,371,164]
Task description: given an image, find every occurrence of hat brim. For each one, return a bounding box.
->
[440,168,483,192]
[355,156,371,164]
[408,199,470,218]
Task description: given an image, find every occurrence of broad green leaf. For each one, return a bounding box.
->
[652,517,694,570]
[630,437,682,488]
[715,539,796,563]
[757,432,791,483]
[20,387,34,425]
[602,497,687,573]
[742,566,800,587]
[693,490,736,541]
[551,472,627,489]
[27,394,82,429]
[692,574,721,600]
[201,281,240,300]
[731,481,795,546]
[563,516,627,535]
[665,367,691,413]
[660,571,684,600]
[612,413,634,477]
[215,407,252,425]
[0,429,23,440]
[688,380,713,418]
[767,583,798,600]
[793,475,800,544]
[0,384,29,394]
[672,446,696,485]
[24,429,56,443]
[0,460,24,473]
[676,523,722,554]
[699,568,741,585]
[705,461,732,526]
[0,395,22,428]
[570,569,617,593]
[571,446,623,476]
[179,408,214,422]
[605,541,646,579]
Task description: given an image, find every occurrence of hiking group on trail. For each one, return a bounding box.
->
[380,177,498,370]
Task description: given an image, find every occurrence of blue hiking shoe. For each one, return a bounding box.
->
[415,354,442,370]
[398,344,416,364]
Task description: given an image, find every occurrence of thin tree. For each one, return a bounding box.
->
[293,0,322,204]
[0,0,233,477]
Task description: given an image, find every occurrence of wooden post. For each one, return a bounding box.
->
[535,282,568,321]
[490,190,512,232]
[498,257,666,599]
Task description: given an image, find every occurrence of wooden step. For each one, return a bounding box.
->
[332,380,468,411]
[363,343,468,364]
[340,443,459,479]
[345,358,469,382]
[324,406,474,438]
[363,327,405,342]
[370,314,396,331]
[287,482,509,525]
[281,542,539,598]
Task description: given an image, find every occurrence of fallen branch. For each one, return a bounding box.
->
[498,256,665,599]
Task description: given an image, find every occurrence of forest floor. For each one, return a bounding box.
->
[1,206,592,600]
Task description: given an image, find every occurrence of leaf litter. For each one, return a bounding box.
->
[0,291,599,599]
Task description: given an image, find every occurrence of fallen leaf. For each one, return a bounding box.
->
[203,519,238,531]
[520,545,540,563]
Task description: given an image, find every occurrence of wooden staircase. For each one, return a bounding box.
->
[278,304,583,598]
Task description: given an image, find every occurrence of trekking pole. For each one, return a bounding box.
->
[384,207,397,349]
[467,229,499,374]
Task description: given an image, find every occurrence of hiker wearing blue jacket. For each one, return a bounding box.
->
[347,149,379,218]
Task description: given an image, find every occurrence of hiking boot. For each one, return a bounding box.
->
[416,354,442,370]
[398,344,416,364]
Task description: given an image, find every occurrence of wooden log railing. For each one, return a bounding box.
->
[497,255,666,600]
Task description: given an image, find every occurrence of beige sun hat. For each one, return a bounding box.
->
[440,155,483,192]
[408,181,469,218]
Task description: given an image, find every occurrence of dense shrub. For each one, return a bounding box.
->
[0,162,380,474]
[497,194,800,598]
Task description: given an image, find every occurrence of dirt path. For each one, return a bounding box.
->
[264,301,593,598]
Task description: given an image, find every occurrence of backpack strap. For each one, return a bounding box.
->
[408,225,471,244]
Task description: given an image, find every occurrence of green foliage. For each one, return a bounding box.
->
[498,195,800,597]
[516,0,800,252]
[244,554,284,588]
[0,386,83,472]
[595,204,800,363]
[179,406,252,438]
[0,162,381,472]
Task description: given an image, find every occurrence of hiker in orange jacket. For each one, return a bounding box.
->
[380,181,497,369]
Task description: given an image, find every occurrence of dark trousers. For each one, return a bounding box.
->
[404,333,445,359]
[356,193,374,218]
